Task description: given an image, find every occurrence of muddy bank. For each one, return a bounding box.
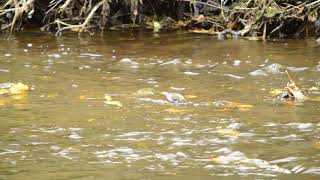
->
[0,0,320,39]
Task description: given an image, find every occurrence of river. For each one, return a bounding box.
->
[0,30,320,179]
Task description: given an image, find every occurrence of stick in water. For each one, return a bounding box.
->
[285,70,294,82]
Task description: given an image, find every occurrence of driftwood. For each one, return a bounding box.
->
[278,70,305,101]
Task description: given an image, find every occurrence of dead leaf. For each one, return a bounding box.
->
[165,108,191,114]
[210,157,223,164]
[185,95,197,99]
[104,100,123,107]
[217,129,240,136]
[11,94,27,100]
[104,94,113,101]
[220,102,253,111]
[0,89,10,95]
[9,83,29,94]
[269,89,283,96]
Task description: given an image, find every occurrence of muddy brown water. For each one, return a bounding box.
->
[0,30,320,179]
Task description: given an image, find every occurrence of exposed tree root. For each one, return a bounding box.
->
[0,0,320,39]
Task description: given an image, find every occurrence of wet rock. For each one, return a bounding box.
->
[264,63,283,74]
[250,63,283,76]
[162,92,186,103]
[249,69,268,76]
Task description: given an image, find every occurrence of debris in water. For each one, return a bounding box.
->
[165,108,191,114]
[217,129,240,136]
[104,94,122,107]
[219,102,253,111]
[269,89,283,96]
[277,70,305,100]
[104,100,123,107]
[185,95,197,99]
[0,82,29,95]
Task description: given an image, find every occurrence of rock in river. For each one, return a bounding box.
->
[162,92,186,103]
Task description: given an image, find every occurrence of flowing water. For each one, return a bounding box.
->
[0,30,320,179]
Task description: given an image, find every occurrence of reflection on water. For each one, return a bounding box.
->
[0,30,320,179]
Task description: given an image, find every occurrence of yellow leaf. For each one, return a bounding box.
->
[46,94,58,98]
[313,142,320,149]
[217,129,240,136]
[104,94,113,101]
[185,95,197,99]
[177,20,186,27]
[0,89,10,95]
[153,21,161,32]
[239,107,251,112]
[11,94,27,100]
[104,100,123,107]
[9,83,29,94]
[269,89,283,96]
[165,108,191,114]
[41,76,50,80]
[221,102,253,111]
[236,104,253,108]
[79,95,86,100]
[210,157,223,164]
[0,98,6,105]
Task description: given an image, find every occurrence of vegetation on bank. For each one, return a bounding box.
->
[0,0,320,39]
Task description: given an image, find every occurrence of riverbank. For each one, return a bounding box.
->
[0,0,320,40]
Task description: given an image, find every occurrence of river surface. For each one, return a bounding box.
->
[0,30,320,179]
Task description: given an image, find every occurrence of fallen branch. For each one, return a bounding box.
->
[55,0,106,35]
[177,0,231,12]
